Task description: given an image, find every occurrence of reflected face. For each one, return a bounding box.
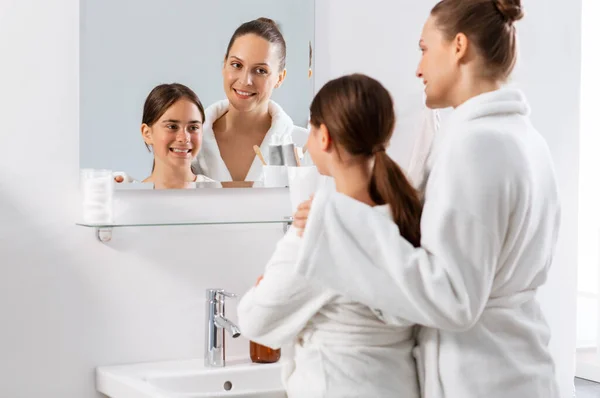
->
[416,16,458,109]
[223,34,285,112]
[142,99,203,168]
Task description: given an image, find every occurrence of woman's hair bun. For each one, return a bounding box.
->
[494,0,524,23]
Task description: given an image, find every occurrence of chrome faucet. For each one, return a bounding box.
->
[205,288,241,367]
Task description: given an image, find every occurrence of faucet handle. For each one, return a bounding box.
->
[206,288,237,301]
[219,290,237,299]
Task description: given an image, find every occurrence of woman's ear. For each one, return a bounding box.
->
[275,68,287,88]
[453,32,469,62]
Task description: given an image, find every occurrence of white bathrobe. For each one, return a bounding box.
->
[192,100,308,181]
[294,88,561,398]
[406,107,440,193]
[237,215,420,398]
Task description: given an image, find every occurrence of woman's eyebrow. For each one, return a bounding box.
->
[229,55,269,67]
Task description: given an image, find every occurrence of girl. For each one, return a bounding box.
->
[136,83,214,189]
[293,1,561,397]
[237,74,422,398]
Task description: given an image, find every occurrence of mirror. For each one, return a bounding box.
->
[80,0,315,189]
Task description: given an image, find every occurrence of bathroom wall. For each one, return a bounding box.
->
[0,1,290,397]
[0,0,580,397]
[314,0,581,396]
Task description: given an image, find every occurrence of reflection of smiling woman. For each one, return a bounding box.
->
[193,18,308,182]
[140,84,214,189]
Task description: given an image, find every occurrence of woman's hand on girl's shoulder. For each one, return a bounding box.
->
[293,197,313,237]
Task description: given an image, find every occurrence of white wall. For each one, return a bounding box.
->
[314,0,581,397]
[0,1,290,397]
[577,0,600,352]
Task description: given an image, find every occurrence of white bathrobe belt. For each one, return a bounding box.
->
[299,326,413,347]
[415,289,538,398]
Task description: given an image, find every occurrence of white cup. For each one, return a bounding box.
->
[263,165,289,188]
[288,166,322,212]
[80,168,114,224]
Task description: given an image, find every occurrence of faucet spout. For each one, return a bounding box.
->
[215,315,241,338]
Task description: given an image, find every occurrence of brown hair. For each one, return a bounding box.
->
[431,0,525,81]
[225,17,287,70]
[310,74,422,247]
[142,83,205,170]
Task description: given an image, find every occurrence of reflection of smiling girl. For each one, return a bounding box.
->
[139,84,214,189]
[193,18,308,182]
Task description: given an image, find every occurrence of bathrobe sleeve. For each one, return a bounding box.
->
[295,131,512,332]
[237,227,336,349]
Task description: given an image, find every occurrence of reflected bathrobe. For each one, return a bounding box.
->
[237,214,420,398]
[192,100,308,182]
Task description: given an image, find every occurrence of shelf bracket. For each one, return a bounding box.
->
[283,217,293,234]
[95,227,113,243]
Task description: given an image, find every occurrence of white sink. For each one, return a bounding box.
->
[97,358,285,398]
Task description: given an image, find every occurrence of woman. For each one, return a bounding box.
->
[293,1,561,397]
[237,74,422,398]
[121,83,214,189]
[192,17,308,182]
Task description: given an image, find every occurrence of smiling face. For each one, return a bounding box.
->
[222,34,286,113]
[141,99,203,169]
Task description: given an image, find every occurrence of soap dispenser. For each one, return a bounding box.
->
[250,341,280,363]
[249,275,281,363]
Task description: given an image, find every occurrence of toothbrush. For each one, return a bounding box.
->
[253,145,267,166]
[294,146,302,167]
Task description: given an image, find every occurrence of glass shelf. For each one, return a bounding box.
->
[77,217,293,242]
[76,219,291,228]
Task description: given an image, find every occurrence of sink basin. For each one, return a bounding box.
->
[97,358,285,398]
